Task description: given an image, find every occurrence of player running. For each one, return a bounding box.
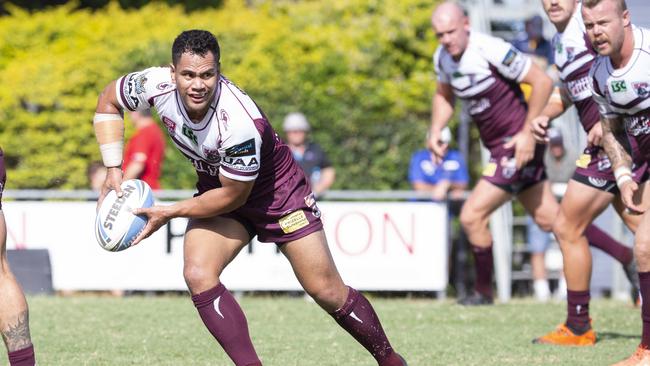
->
[92,30,406,366]
[582,0,650,363]
[533,0,641,346]
[0,149,36,366]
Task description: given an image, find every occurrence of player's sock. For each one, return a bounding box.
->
[7,344,35,366]
[330,287,403,366]
[191,283,262,366]
[566,290,591,334]
[471,244,493,298]
[639,271,650,348]
[585,224,633,265]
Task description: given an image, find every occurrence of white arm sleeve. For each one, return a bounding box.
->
[482,36,532,83]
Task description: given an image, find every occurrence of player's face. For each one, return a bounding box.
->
[541,0,577,29]
[171,51,219,121]
[582,0,629,57]
[432,15,470,59]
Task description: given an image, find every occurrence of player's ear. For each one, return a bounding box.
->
[622,9,630,27]
[169,63,176,84]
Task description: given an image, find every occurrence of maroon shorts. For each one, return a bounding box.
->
[573,146,648,193]
[482,144,546,194]
[0,149,5,210]
[219,171,323,244]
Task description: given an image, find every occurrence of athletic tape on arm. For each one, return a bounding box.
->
[93,113,125,167]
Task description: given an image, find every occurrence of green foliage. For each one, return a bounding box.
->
[0,0,446,189]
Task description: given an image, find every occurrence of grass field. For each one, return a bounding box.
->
[11,295,642,365]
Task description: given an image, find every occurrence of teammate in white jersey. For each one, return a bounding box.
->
[429,1,555,305]
[582,0,650,364]
[532,0,641,347]
[93,30,406,366]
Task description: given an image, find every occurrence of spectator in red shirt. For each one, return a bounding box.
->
[123,110,165,189]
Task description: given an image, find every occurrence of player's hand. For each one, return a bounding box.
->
[427,130,448,163]
[620,180,645,214]
[531,115,550,143]
[97,167,123,212]
[504,131,535,170]
[130,206,172,245]
[587,123,603,147]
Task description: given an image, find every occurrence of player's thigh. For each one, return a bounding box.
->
[556,179,614,232]
[280,229,345,294]
[183,215,250,290]
[517,180,558,230]
[0,211,6,267]
[461,179,512,221]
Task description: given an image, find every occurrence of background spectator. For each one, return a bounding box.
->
[123,110,165,189]
[513,15,554,68]
[87,161,107,192]
[283,112,336,196]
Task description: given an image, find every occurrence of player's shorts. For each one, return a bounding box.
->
[0,149,5,211]
[572,146,648,193]
[197,170,323,245]
[482,144,546,194]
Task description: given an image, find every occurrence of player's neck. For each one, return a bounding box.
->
[187,108,210,122]
[611,26,635,68]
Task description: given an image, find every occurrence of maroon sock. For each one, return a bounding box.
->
[330,287,403,366]
[639,272,650,348]
[585,224,633,265]
[8,344,35,366]
[471,244,493,298]
[566,290,591,334]
[191,283,261,366]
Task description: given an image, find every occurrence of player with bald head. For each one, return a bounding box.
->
[429,1,555,305]
[531,0,641,347]
[582,0,650,363]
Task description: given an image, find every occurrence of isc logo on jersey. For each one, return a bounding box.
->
[95,179,154,252]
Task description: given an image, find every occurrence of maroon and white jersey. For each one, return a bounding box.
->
[590,26,650,163]
[115,67,297,198]
[434,30,531,152]
[552,4,599,132]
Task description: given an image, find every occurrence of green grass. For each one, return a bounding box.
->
[9,295,642,365]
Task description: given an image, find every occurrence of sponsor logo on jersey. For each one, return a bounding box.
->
[182,125,198,145]
[633,82,650,98]
[597,155,611,172]
[501,158,516,179]
[225,138,256,157]
[202,146,221,163]
[156,82,173,90]
[162,116,176,134]
[611,80,627,93]
[567,76,591,101]
[278,210,309,234]
[588,176,607,188]
[468,98,491,115]
[502,48,518,67]
[565,47,575,62]
[221,156,259,171]
[135,74,147,94]
[123,73,140,109]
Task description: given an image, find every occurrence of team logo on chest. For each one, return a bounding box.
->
[611,80,627,93]
[565,47,575,62]
[219,109,230,131]
[633,82,650,98]
[202,146,221,163]
[162,116,176,134]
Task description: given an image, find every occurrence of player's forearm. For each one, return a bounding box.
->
[430,91,454,133]
[539,88,568,121]
[168,186,250,219]
[94,80,125,167]
[601,117,632,170]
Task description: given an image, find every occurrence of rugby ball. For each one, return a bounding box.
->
[95,179,154,252]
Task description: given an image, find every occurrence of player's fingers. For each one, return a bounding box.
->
[132,223,152,246]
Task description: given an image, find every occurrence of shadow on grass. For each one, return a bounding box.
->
[598,332,640,341]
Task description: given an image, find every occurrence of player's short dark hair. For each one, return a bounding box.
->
[582,0,627,13]
[172,30,221,66]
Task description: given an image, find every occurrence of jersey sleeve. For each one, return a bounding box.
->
[588,65,617,119]
[218,122,263,182]
[482,36,532,82]
[433,47,450,84]
[115,67,174,112]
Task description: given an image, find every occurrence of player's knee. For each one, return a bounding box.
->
[552,215,579,243]
[459,209,480,231]
[535,216,554,233]
[635,238,650,264]
[183,264,214,293]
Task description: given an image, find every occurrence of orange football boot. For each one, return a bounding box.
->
[611,345,650,366]
[533,323,596,346]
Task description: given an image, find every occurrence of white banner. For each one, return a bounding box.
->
[3,201,448,291]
